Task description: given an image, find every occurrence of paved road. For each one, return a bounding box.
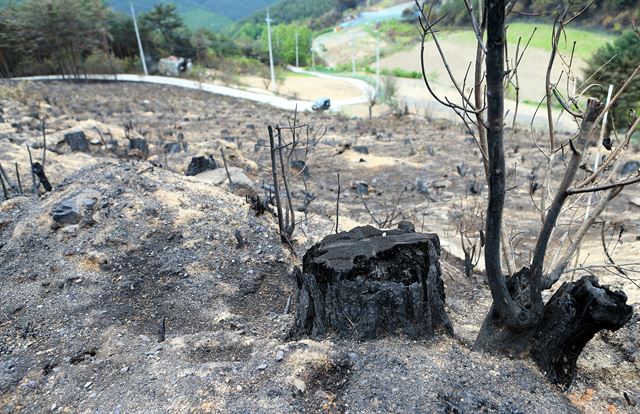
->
[287,65,373,107]
[12,74,317,111]
[339,1,415,29]
[12,72,372,113]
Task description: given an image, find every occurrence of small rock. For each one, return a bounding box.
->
[83,381,92,389]
[83,198,97,210]
[257,363,268,371]
[416,178,429,195]
[355,181,369,195]
[275,350,285,362]
[292,378,306,394]
[62,225,79,235]
[139,334,151,342]
[52,200,82,225]
[120,366,129,374]
[314,390,330,400]
[353,145,369,154]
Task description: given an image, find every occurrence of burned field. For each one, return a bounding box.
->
[0,80,639,413]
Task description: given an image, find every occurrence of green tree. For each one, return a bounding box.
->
[260,23,312,66]
[108,11,138,59]
[141,3,192,58]
[0,0,108,76]
[585,31,640,128]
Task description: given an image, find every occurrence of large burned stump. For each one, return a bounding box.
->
[292,224,453,340]
[533,276,633,388]
[476,271,633,389]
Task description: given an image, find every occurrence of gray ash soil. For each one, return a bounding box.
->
[0,80,638,413]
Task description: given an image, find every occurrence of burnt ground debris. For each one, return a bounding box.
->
[0,80,638,413]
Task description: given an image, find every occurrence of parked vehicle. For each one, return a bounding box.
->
[312,97,331,111]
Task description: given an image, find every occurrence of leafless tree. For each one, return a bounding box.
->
[450,197,484,277]
[267,108,326,244]
[416,0,638,387]
[367,88,378,120]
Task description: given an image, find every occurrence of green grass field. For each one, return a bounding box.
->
[446,22,614,61]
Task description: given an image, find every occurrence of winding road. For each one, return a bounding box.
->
[12,71,372,113]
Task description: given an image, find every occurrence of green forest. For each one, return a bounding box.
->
[0,0,316,77]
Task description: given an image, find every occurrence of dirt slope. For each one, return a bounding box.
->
[0,80,638,413]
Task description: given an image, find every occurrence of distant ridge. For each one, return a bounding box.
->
[109,0,280,29]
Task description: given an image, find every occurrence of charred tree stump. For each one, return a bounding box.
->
[533,276,632,388]
[476,273,632,389]
[128,138,149,159]
[291,224,453,340]
[185,155,217,176]
[64,131,89,152]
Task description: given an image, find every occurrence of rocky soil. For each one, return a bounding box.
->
[0,80,639,413]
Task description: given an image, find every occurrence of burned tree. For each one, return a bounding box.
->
[291,224,453,340]
[416,0,636,387]
[266,108,326,244]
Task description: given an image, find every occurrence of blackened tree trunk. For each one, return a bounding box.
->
[476,271,632,388]
[483,0,539,330]
[475,0,633,389]
[291,224,453,340]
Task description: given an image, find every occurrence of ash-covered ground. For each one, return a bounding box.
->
[0,80,638,413]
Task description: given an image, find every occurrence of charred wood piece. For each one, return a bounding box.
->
[31,162,52,192]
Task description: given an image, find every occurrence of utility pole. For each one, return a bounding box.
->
[266,9,276,90]
[130,2,148,76]
[375,31,380,96]
[295,30,299,67]
[351,32,356,74]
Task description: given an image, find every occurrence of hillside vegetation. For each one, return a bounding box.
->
[109,0,278,21]
[439,0,640,31]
